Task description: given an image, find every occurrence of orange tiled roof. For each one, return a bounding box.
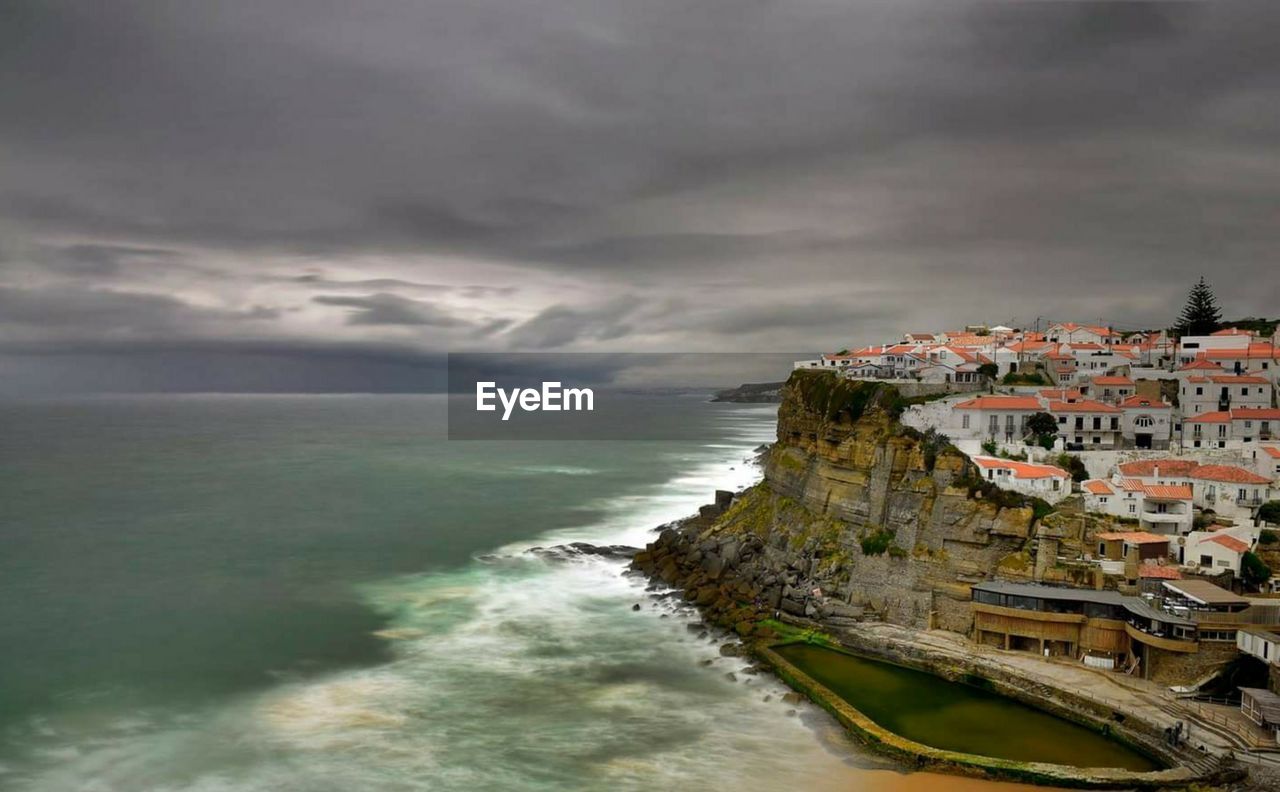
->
[1117,459,1200,477]
[1185,411,1232,424]
[1212,328,1254,337]
[1178,359,1225,371]
[1191,465,1272,485]
[1261,446,1280,459]
[1048,399,1122,414]
[971,456,1068,479]
[1093,375,1134,386]
[1096,531,1169,544]
[1186,374,1269,384]
[1084,479,1114,495]
[1202,534,1250,554]
[1141,484,1193,499]
[1139,565,1182,580]
[1204,344,1280,359]
[954,396,1043,411]
[1119,395,1169,409]
[1233,408,1280,420]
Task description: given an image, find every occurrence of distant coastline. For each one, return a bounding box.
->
[710,381,786,403]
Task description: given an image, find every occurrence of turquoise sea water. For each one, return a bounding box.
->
[0,394,1059,792]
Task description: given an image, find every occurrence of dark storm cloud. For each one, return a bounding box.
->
[1,0,1278,391]
[0,285,278,333]
[312,293,469,327]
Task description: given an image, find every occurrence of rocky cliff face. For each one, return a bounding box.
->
[634,372,1043,635]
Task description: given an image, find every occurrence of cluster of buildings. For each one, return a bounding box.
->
[796,320,1280,743]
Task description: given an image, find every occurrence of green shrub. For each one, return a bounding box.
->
[1258,501,1280,526]
[860,527,895,556]
[981,439,998,455]
[1242,551,1272,588]
[1055,453,1089,483]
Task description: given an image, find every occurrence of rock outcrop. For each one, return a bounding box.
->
[633,371,1047,635]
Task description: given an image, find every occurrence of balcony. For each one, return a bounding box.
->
[1124,623,1197,652]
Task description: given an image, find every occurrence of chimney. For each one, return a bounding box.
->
[1153,463,1160,480]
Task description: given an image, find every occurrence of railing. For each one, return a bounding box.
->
[1195,704,1278,750]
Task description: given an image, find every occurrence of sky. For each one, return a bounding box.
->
[1,0,1277,392]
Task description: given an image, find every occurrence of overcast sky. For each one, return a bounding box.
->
[1,1,1277,392]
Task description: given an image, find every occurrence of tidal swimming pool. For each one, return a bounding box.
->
[774,643,1159,771]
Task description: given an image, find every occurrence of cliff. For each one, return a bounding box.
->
[634,370,1048,635]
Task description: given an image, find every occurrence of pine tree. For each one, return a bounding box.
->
[1175,277,1223,336]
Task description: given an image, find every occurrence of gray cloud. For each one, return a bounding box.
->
[312,293,468,327]
[1,1,1277,390]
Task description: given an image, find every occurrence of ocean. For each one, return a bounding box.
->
[0,394,1041,792]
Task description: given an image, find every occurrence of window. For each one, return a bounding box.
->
[1238,488,1247,500]
[1200,554,1213,566]
[1099,496,1108,504]
[962,414,970,429]
[1135,416,1154,428]
[1129,504,1137,514]
[1196,387,1204,395]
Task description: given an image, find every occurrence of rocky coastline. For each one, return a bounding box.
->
[630,371,1264,788]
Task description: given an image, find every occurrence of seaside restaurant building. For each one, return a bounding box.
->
[969,581,1197,679]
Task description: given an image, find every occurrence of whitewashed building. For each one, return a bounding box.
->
[1119,395,1173,450]
[952,395,1044,444]
[1179,374,1271,416]
[971,456,1071,503]
[1048,398,1123,448]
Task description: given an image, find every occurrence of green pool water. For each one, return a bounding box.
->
[774,643,1160,771]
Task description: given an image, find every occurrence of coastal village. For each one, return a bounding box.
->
[782,282,1280,758]
[631,281,1280,786]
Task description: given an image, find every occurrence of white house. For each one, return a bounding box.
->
[1048,398,1123,448]
[1083,477,1194,536]
[1183,407,1280,450]
[1179,374,1271,416]
[1090,375,1136,403]
[1177,331,1253,366]
[1178,526,1258,576]
[952,395,1044,444]
[1083,479,1119,514]
[971,456,1071,503]
[1183,411,1232,449]
[1188,464,1273,522]
[1119,394,1173,450]
[1046,323,1119,346]
[1250,445,1280,483]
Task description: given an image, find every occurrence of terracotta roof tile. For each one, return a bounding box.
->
[972,456,1068,479]
[1084,479,1114,495]
[1191,465,1272,485]
[954,396,1043,411]
[1117,459,1199,477]
[1095,531,1169,544]
[1202,534,1250,554]
[1048,399,1122,414]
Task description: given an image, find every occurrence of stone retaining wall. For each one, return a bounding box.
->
[757,639,1232,788]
